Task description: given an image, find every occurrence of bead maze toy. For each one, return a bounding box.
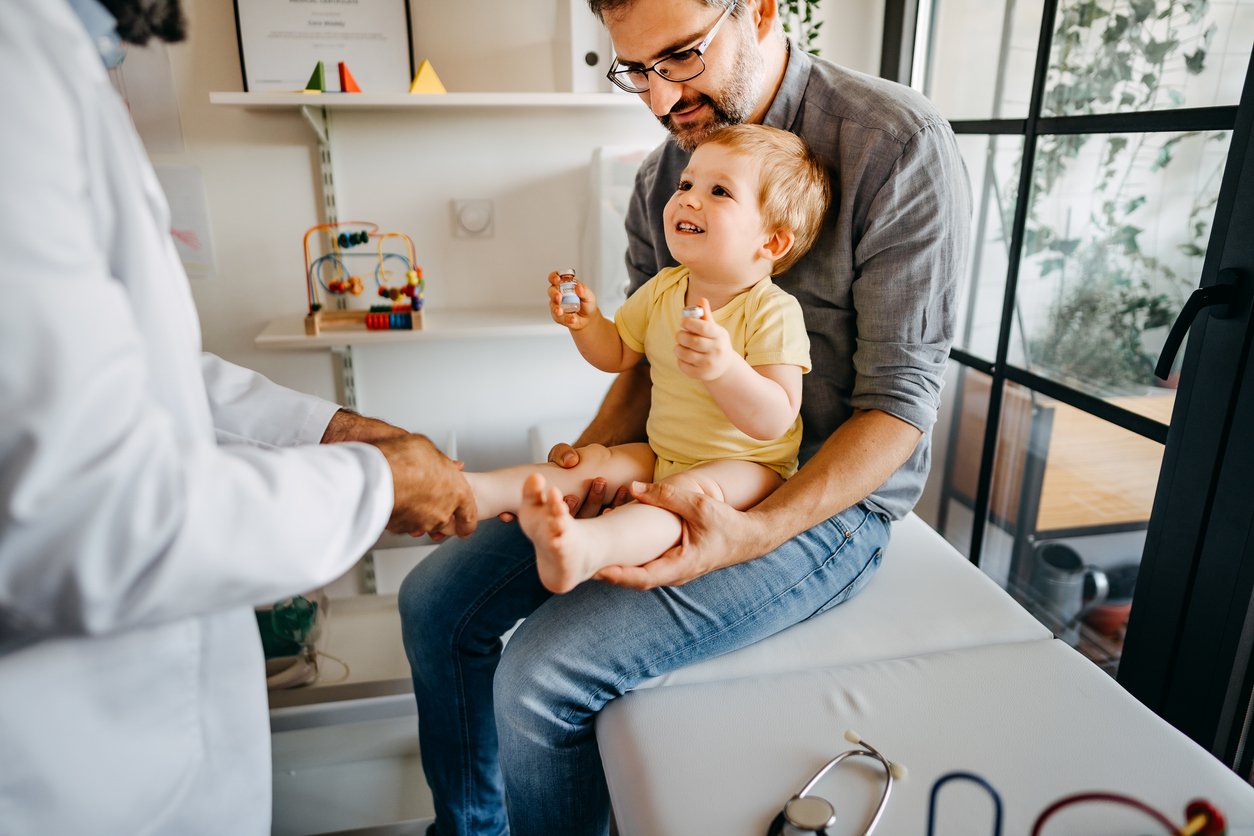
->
[303,221,424,336]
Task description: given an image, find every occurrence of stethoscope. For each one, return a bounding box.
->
[766,730,906,836]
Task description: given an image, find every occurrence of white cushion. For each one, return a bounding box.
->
[634,512,1050,690]
[598,639,1254,836]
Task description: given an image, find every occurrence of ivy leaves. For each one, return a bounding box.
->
[1020,0,1226,394]
[1047,0,1216,118]
[779,0,823,55]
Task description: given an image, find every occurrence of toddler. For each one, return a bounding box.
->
[456,124,830,593]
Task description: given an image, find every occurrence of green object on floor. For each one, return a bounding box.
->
[256,595,318,659]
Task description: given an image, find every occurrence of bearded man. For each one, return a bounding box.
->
[400,1,971,834]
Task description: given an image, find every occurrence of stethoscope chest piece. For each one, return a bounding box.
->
[766,731,904,836]
[785,796,837,830]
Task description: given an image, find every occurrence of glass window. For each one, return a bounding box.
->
[978,379,1167,674]
[929,365,992,558]
[1042,0,1254,117]
[954,134,1026,360]
[1012,129,1231,395]
[919,361,979,554]
[925,0,1045,119]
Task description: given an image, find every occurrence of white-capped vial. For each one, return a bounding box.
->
[682,305,705,318]
[559,281,581,314]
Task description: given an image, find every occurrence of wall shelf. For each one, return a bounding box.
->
[255,306,564,350]
[210,91,640,109]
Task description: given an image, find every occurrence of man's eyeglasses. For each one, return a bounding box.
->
[605,2,735,94]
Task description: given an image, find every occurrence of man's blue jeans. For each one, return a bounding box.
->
[397,503,889,836]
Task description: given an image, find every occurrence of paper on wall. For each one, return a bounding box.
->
[154,166,217,279]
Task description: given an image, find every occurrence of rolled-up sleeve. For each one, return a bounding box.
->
[849,122,971,433]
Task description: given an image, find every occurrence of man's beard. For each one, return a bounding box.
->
[660,33,765,152]
[100,0,186,45]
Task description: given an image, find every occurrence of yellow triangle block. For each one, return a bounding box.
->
[409,60,447,94]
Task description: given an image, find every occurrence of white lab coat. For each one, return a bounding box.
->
[0,1,395,833]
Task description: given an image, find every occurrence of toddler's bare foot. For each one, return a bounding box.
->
[518,473,597,593]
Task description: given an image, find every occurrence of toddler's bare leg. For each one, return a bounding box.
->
[518,460,783,593]
[462,443,655,521]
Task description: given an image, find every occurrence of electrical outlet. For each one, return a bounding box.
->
[453,199,494,238]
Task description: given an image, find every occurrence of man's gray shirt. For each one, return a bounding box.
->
[624,45,972,520]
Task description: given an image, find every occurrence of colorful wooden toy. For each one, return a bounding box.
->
[302,222,424,336]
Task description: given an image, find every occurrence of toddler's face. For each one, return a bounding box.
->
[663,143,772,277]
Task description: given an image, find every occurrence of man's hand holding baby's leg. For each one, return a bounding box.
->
[473,442,655,524]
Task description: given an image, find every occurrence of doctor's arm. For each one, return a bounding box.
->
[0,53,469,648]
[198,353,406,446]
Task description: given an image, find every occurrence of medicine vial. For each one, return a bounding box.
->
[682,305,705,318]
[557,269,581,314]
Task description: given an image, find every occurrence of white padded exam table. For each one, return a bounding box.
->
[593,515,1254,835]
[598,638,1254,835]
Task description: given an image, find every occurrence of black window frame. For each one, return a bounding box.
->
[883,0,1254,771]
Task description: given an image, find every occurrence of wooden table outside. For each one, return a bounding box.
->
[1034,391,1175,533]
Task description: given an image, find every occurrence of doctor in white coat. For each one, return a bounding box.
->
[0,0,477,832]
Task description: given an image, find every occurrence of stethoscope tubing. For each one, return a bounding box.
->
[926,771,1003,836]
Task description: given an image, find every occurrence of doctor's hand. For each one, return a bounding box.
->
[371,434,478,538]
[321,409,408,444]
[592,480,768,590]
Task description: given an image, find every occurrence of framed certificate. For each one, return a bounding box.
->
[233,0,415,93]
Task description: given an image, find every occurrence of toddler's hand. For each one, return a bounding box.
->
[548,271,598,331]
[675,297,735,381]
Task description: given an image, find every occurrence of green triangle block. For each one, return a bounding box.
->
[305,61,326,91]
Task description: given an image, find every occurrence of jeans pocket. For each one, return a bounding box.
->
[807,545,884,620]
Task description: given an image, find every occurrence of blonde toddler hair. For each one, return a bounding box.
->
[697,124,831,275]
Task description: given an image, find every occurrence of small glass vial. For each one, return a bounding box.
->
[681,305,705,318]
[557,269,580,314]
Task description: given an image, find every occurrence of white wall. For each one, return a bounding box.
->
[813,0,885,76]
[157,0,883,471]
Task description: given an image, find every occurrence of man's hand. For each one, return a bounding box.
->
[674,297,735,381]
[592,480,769,590]
[371,434,477,538]
[321,409,408,444]
[496,445,632,522]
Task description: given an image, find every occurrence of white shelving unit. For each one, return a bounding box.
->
[254,307,564,351]
[209,91,638,109]
[213,91,612,353]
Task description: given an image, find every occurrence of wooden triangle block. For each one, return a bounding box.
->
[337,61,362,93]
[408,60,447,94]
[305,61,326,91]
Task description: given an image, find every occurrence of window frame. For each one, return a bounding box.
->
[883,0,1254,770]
